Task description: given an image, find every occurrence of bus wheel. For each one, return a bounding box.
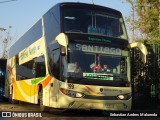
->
[9,93,19,104]
[90,109,103,115]
[39,90,49,111]
[49,108,67,113]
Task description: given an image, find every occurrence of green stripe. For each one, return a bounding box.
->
[31,76,45,85]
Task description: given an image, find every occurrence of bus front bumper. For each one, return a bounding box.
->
[58,94,132,111]
[68,100,131,111]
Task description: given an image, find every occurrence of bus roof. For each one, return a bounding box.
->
[8,2,123,59]
[59,2,122,16]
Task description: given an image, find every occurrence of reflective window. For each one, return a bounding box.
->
[47,42,60,79]
[63,43,128,82]
[63,8,127,39]
[16,55,46,80]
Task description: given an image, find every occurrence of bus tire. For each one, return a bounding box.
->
[19,101,26,104]
[90,109,103,115]
[39,90,49,111]
[49,108,67,113]
[9,94,19,104]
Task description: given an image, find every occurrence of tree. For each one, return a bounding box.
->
[136,0,160,39]
[124,0,160,43]
[124,0,138,42]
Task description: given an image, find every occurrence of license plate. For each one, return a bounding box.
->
[106,104,114,108]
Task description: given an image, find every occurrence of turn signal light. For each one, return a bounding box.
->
[60,88,84,98]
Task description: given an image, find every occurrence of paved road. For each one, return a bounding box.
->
[0,101,160,120]
[0,102,107,119]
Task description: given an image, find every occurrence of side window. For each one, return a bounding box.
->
[16,55,46,80]
[16,58,35,80]
[35,56,46,77]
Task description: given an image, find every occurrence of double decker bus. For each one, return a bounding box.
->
[5,2,147,111]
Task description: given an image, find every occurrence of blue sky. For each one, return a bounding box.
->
[0,0,131,57]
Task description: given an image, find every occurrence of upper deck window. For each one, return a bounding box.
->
[62,7,127,40]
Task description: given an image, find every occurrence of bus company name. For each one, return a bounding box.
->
[88,37,111,43]
[75,44,121,55]
[20,45,40,60]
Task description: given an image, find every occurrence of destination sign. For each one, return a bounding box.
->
[83,73,113,80]
[88,37,111,43]
[75,44,122,55]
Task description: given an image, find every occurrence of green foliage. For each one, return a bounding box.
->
[123,0,160,40]
[135,38,160,44]
[136,0,160,39]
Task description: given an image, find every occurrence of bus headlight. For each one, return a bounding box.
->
[60,88,84,98]
[75,93,83,98]
[117,93,131,100]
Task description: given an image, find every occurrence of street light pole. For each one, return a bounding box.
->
[0,26,11,59]
[0,28,6,31]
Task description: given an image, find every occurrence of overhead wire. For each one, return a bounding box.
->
[0,0,18,4]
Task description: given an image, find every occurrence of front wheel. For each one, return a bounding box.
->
[39,90,49,111]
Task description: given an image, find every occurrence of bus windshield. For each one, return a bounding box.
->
[62,43,128,82]
[63,7,127,39]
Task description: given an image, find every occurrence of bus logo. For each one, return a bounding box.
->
[100,88,104,92]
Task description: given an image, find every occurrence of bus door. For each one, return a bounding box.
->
[31,59,36,103]
[31,56,47,104]
[47,41,61,108]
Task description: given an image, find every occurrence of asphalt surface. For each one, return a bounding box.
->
[0,98,160,120]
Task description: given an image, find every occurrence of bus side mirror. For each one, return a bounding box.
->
[55,33,68,56]
[129,42,148,63]
[60,46,66,56]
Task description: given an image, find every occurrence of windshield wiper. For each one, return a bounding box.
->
[66,29,83,33]
[76,77,89,81]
